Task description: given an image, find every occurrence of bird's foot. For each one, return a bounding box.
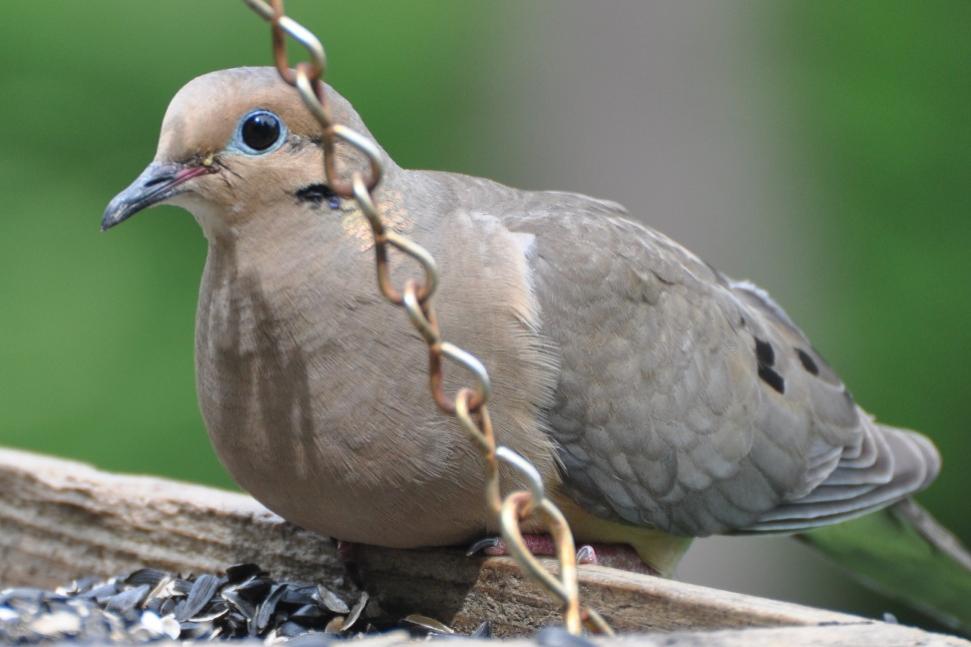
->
[467,534,573,560]
[467,535,654,573]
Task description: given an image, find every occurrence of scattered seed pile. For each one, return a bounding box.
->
[0,564,485,644]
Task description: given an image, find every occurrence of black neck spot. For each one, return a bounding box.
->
[295,184,340,209]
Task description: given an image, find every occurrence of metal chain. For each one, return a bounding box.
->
[241,0,612,635]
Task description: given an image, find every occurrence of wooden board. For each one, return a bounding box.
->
[0,448,963,644]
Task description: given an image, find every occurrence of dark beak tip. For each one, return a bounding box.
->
[100,200,126,232]
[101,160,188,232]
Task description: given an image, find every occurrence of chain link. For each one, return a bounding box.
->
[241,0,613,636]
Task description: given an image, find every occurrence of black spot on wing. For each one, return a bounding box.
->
[755,337,775,367]
[754,336,785,394]
[796,348,820,375]
[758,364,786,394]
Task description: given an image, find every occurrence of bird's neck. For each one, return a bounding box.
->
[192,169,438,409]
[196,195,380,353]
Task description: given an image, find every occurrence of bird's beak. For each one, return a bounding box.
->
[101,161,211,231]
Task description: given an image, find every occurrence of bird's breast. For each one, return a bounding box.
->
[191,212,560,547]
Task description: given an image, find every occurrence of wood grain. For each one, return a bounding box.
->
[0,448,963,645]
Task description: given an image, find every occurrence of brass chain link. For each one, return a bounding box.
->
[241,0,613,635]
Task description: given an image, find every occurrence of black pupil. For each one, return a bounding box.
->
[242,113,281,151]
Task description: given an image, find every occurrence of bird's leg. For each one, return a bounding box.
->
[333,540,366,590]
[335,539,360,562]
[467,535,657,574]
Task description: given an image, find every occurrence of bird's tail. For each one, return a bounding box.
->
[798,498,971,635]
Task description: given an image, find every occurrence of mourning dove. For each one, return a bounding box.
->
[103,68,940,575]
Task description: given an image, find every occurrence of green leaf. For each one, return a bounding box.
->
[798,501,971,634]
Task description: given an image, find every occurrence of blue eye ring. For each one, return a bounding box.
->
[230,109,288,155]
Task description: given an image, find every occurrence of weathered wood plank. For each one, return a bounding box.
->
[353,545,863,635]
[137,622,970,647]
[142,623,971,647]
[0,448,963,644]
[0,448,348,593]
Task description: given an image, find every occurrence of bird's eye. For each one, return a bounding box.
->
[233,110,287,155]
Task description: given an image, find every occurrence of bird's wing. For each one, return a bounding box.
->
[503,193,939,536]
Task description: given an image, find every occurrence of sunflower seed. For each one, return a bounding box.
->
[123,568,167,588]
[220,588,256,620]
[314,585,350,614]
[79,583,118,603]
[470,620,492,638]
[221,609,249,638]
[402,613,456,635]
[158,596,178,617]
[290,603,327,623]
[340,591,368,633]
[282,584,318,607]
[28,610,82,637]
[236,576,273,603]
[177,573,221,621]
[139,609,180,640]
[0,564,463,644]
[190,598,229,622]
[105,584,149,614]
[172,578,194,595]
[146,574,178,602]
[276,620,311,638]
[226,563,265,583]
[178,619,213,640]
[254,583,288,635]
[55,576,98,596]
[324,615,345,634]
[0,587,47,606]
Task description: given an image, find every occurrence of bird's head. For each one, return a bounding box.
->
[102,67,386,238]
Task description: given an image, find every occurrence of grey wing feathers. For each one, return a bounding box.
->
[729,280,940,533]
[748,420,939,531]
[507,196,940,537]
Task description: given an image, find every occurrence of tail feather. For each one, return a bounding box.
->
[746,420,940,532]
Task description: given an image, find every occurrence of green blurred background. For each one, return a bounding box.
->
[1,0,967,630]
